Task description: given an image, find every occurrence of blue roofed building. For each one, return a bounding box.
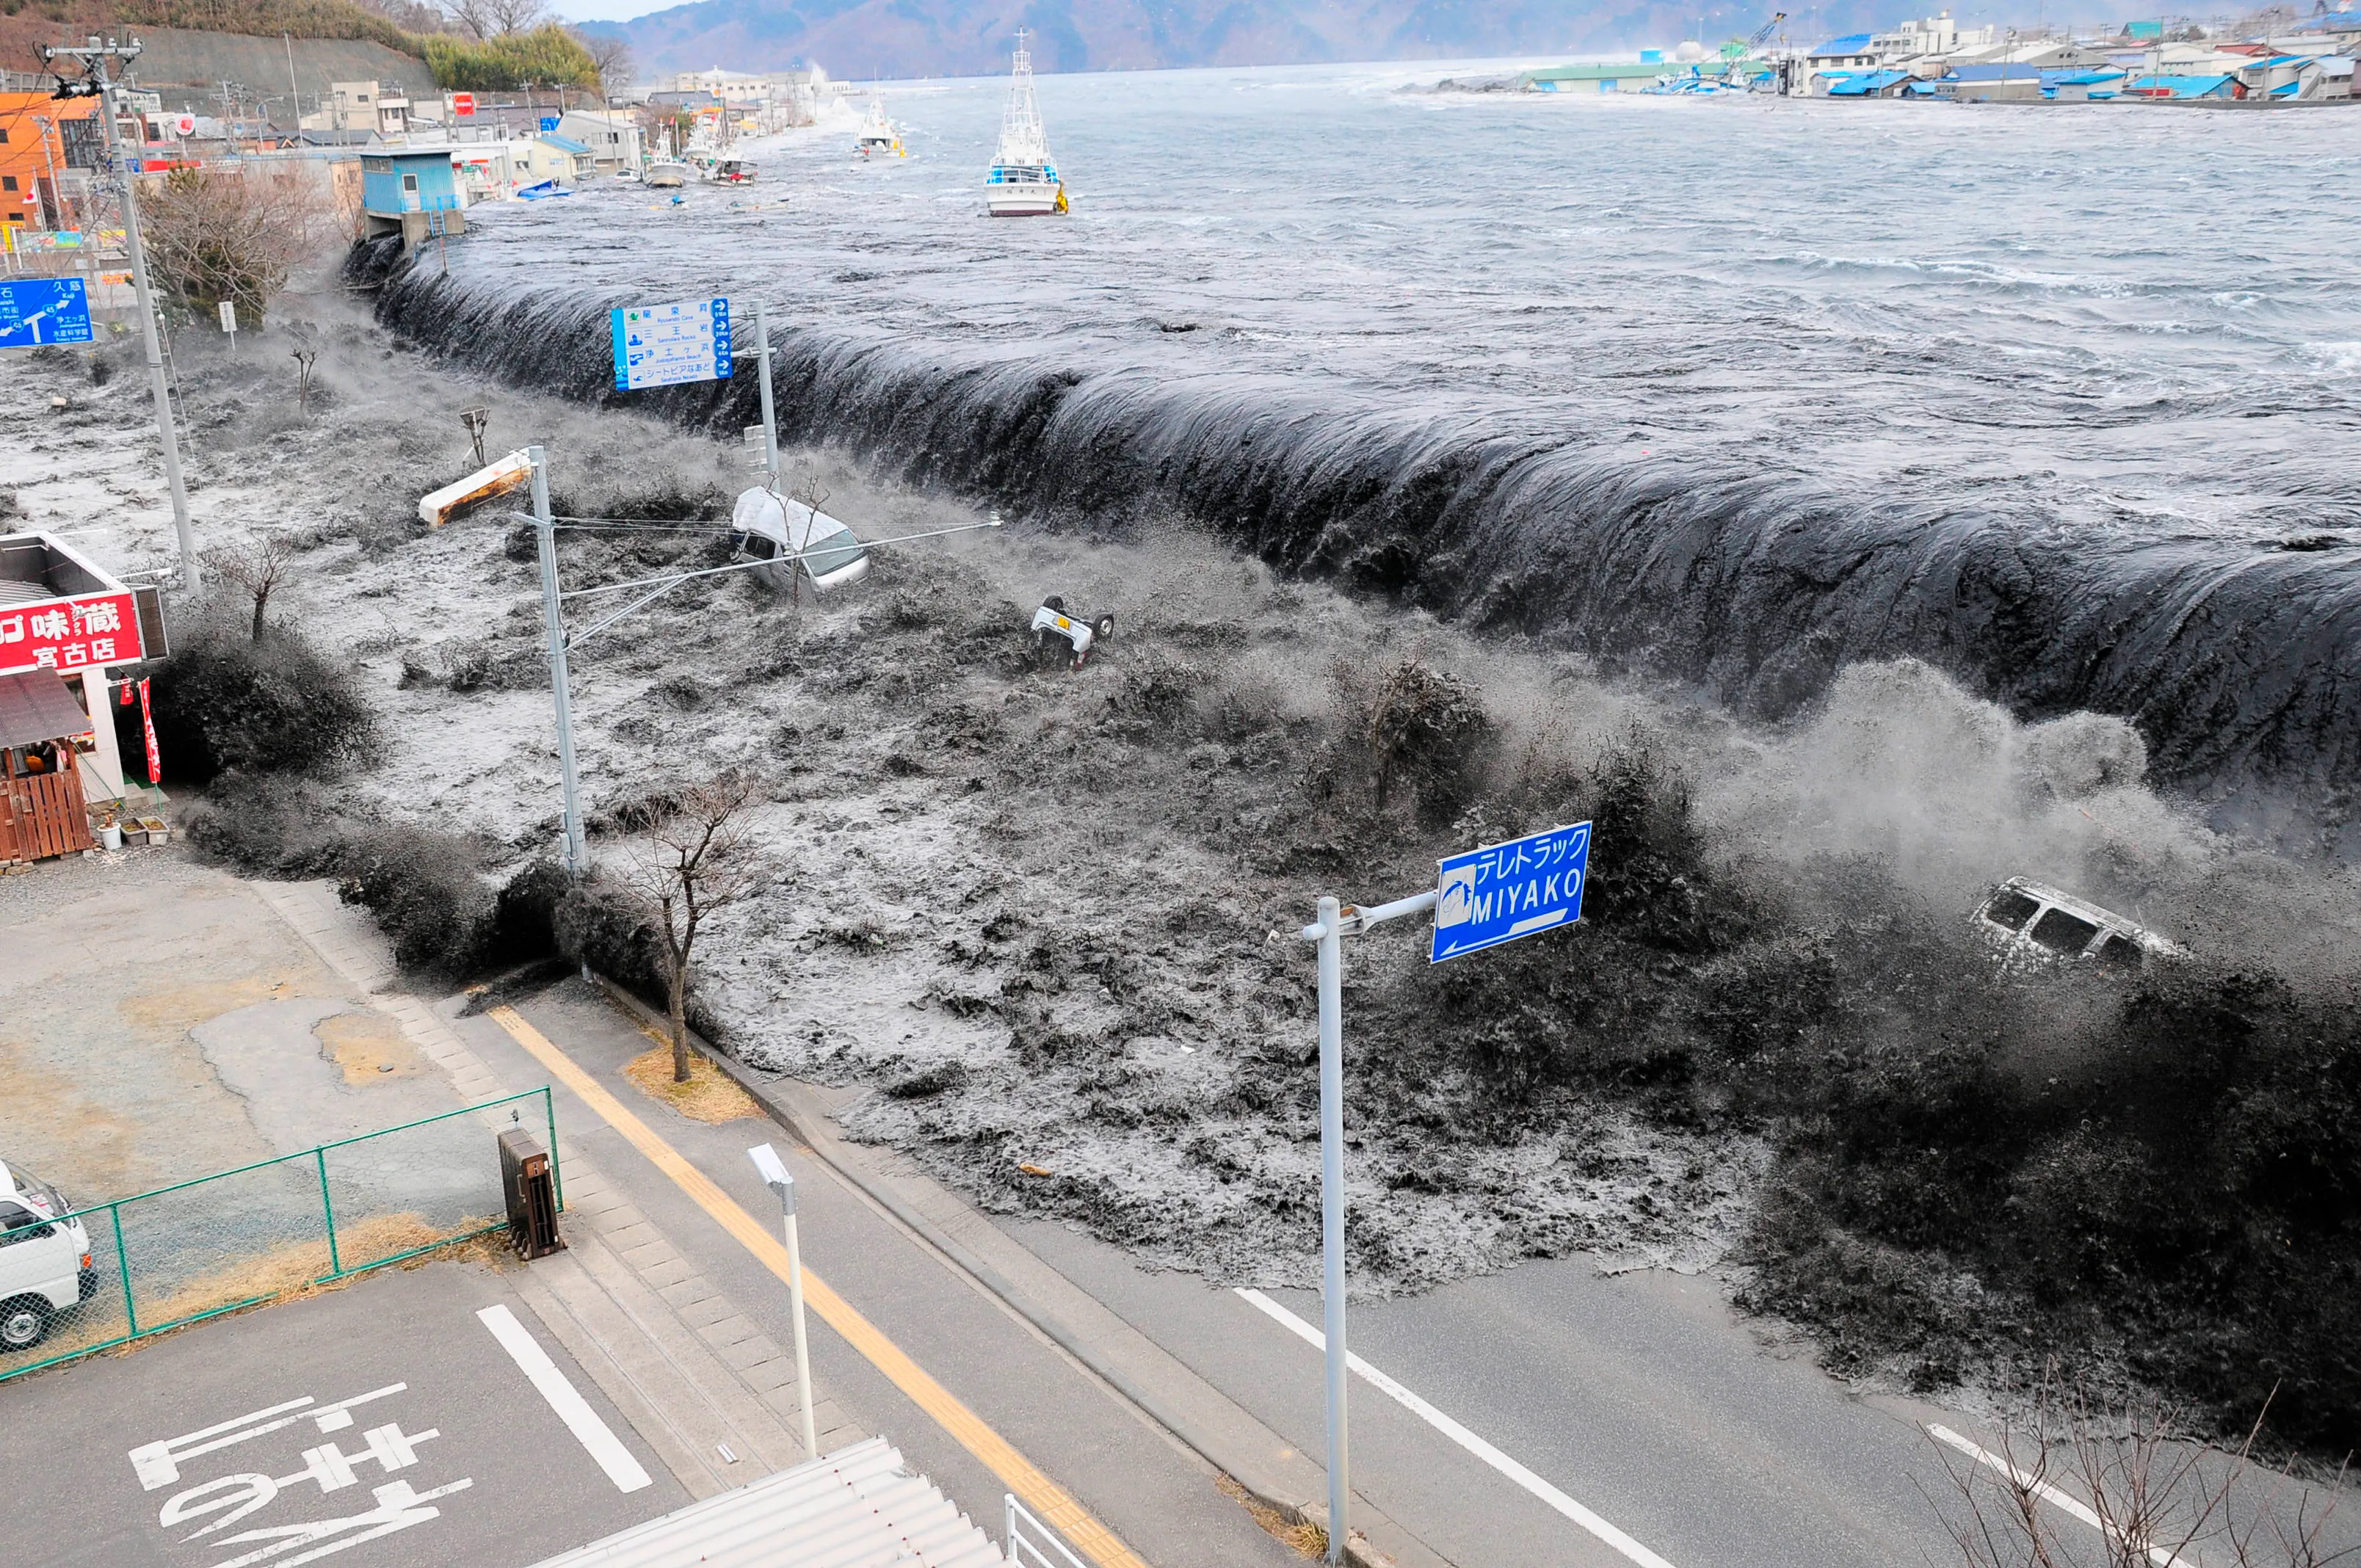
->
[1822,68,1915,96]
[360,148,464,252]
[1805,31,1878,92]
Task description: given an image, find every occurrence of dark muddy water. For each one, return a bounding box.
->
[369,63,2361,844]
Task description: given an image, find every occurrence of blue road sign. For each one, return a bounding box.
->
[0,277,93,348]
[1430,821,1592,963]
[540,115,560,131]
[609,297,732,391]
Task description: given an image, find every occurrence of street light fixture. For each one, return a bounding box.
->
[747,1141,819,1459]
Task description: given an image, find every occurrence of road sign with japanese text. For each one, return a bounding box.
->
[1430,821,1591,962]
[609,298,731,391]
[0,277,93,347]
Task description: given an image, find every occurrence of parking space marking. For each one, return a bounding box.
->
[487,1003,1149,1568]
[477,1304,653,1494]
[1234,1287,1683,1568]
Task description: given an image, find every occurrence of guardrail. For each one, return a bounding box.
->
[1006,1492,1090,1568]
[0,1087,559,1382]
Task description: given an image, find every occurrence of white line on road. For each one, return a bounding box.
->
[477,1304,653,1494]
[1233,1288,1681,1568]
[1926,1423,2191,1568]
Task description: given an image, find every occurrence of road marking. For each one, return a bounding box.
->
[1927,1423,2191,1568]
[487,1004,1148,1568]
[1234,1287,1682,1568]
[477,1303,653,1494]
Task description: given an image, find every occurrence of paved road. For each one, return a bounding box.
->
[458,982,1302,1568]
[0,1259,685,1568]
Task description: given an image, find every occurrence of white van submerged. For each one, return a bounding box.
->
[731,487,871,595]
[1973,876,2183,974]
[0,1158,97,1353]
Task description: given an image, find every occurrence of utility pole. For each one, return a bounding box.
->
[529,444,587,875]
[753,299,780,494]
[39,35,200,594]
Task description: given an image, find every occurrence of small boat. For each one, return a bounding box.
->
[645,161,692,189]
[708,159,758,184]
[854,98,906,159]
[985,32,1065,217]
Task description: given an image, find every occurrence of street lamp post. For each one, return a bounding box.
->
[747,1142,819,1458]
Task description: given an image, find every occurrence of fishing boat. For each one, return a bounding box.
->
[984,32,1065,217]
[645,161,692,189]
[854,98,906,160]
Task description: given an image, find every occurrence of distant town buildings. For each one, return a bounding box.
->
[1523,6,2361,101]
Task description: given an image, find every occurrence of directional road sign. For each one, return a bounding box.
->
[0,277,94,348]
[610,298,731,391]
[1430,820,1591,962]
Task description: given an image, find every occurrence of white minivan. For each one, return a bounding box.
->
[0,1158,97,1354]
[731,486,871,595]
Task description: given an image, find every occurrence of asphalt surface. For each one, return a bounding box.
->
[0,1258,685,1568]
[456,981,1301,1568]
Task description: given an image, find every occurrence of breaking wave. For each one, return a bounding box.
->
[362,247,2360,852]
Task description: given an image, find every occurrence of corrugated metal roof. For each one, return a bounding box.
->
[1809,33,1874,54]
[525,1439,1004,1568]
[0,671,92,749]
[1824,69,1911,93]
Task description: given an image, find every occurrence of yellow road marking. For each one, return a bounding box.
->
[487,1006,1149,1568]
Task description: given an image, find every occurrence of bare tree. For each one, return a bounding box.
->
[628,773,761,1082]
[203,534,297,642]
[1930,1376,2357,1568]
[572,28,634,98]
[444,0,550,38]
[355,0,454,32]
[139,166,333,329]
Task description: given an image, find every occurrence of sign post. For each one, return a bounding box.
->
[217,299,236,353]
[1297,821,1591,1565]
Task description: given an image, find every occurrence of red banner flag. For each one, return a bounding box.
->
[138,676,161,784]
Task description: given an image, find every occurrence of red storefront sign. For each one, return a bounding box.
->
[0,589,145,676]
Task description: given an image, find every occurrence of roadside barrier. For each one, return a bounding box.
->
[0,1088,559,1382]
[1007,1493,1091,1568]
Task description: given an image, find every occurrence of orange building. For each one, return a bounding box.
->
[0,93,101,241]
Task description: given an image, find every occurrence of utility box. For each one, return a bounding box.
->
[498,1128,565,1260]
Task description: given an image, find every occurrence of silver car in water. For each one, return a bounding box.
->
[1973,876,2183,973]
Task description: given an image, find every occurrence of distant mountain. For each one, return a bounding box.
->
[592,0,1868,84]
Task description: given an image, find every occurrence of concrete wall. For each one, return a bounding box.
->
[128,29,435,117]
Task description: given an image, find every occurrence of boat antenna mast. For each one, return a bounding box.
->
[999,28,1048,164]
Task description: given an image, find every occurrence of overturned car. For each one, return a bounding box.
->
[1973,876,2183,973]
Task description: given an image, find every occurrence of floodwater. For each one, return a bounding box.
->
[371,64,2361,844]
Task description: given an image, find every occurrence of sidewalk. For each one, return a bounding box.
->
[257,880,1319,1568]
[251,881,861,1503]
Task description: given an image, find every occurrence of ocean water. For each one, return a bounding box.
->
[371,63,2361,841]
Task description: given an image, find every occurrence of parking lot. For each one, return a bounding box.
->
[0,1257,685,1568]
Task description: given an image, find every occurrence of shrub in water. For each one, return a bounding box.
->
[145,600,376,783]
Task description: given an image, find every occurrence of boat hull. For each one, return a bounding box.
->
[986,185,1065,217]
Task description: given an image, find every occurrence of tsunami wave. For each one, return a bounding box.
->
[359,242,2361,852]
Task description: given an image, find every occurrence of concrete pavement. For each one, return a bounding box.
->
[0,1258,685,1568]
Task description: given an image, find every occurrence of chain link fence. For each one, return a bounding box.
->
[0,1089,559,1381]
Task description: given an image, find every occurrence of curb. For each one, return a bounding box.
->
[581,971,1432,1568]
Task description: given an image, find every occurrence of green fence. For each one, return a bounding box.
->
[0,1088,559,1382]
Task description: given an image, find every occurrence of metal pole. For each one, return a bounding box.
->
[530,445,584,874]
[1315,893,1349,1566]
[782,1197,819,1459]
[83,45,200,594]
[754,297,780,494]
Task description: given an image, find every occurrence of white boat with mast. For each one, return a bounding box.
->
[985,32,1065,217]
[855,96,906,159]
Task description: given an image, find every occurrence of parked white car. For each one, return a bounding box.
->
[0,1158,96,1353]
[1973,877,2182,973]
[732,487,871,595]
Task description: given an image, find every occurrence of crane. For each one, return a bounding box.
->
[1744,10,1788,52]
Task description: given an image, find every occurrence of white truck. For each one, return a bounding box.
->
[732,487,871,595]
[0,1158,97,1354]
